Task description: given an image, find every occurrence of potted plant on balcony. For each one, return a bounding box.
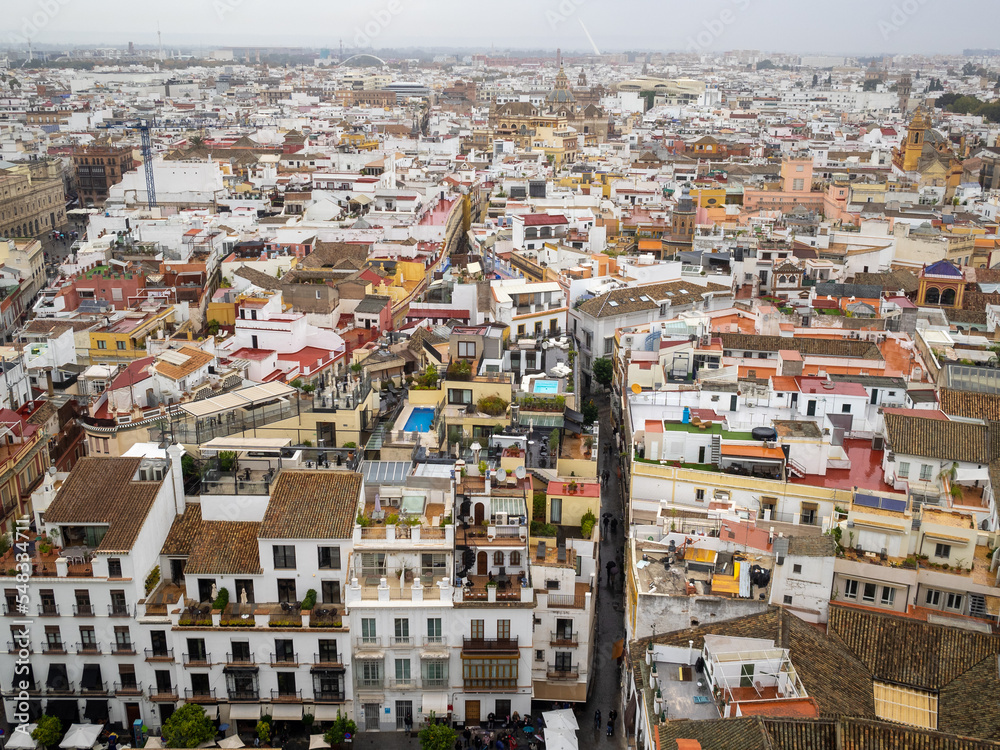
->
[568,480,578,495]
[583,436,594,455]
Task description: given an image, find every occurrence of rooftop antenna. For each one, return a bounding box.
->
[157,23,163,61]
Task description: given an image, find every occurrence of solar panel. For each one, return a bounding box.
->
[159,349,191,366]
[880,497,907,513]
[853,493,880,509]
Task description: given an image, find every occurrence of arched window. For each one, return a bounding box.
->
[940,288,956,306]
[778,276,787,284]
[510,551,521,566]
[925,287,940,304]
[493,551,504,565]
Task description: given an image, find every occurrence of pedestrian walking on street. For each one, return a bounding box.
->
[611,518,618,535]
[609,709,618,728]
[594,710,601,730]
[602,515,609,534]
[606,720,614,738]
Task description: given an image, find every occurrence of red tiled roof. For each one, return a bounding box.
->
[521,213,569,226]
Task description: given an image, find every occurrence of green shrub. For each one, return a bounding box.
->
[581,510,597,538]
[530,520,557,537]
[32,715,64,750]
[256,720,271,745]
[343,441,357,448]
[302,589,317,610]
[145,565,160,596]
[532,491,546,521]
[218,450,238,472]
[476,394,509,416]
[324,712,358,746]
[213,587,229,610]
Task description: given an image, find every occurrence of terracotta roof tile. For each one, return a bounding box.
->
[161,504,204,556]
[720,333,883,360]
[883,412,994,463]
[44,457,163,553]
[827,605,1000,692]
[938,388,1000,421]
[185,521,263,575]
[260,470,362,539]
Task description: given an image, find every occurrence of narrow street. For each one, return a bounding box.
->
[576,394,626,750]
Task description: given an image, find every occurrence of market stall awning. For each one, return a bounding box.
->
[720,444,785,461]
[422,693,449,715]
[313,705,342,720]
[271,705,303,720]
[229,704,262,721]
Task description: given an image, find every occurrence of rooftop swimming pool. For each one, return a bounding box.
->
[403,407,435,433]
[534,379,559,394]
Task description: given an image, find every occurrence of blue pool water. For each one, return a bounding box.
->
[403,407,435,432]
[534,379,559,394]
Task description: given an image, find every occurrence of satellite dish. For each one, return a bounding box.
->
[496,468,508,483]
[514,466,527,480]
[631,383,642,394]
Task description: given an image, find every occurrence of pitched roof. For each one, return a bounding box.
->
[44,458,164,553]
[853,269,920,293]
[577,281,731,319]
[638,609,875,719]
[814,282,883,299]
[184,521,263,575]
[719,333,883,360]
[161,503,204,556]
[827,605,1000,691]
[152,346,214,381]
[659,718,771,750]
[883,411,994,463]
[923,259,963,277]
[260,470,362,539]
[938,388,1000,421]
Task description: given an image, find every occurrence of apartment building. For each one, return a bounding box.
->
[0,160,67,239]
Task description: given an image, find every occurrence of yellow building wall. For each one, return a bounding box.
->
[206,301,237,327]
[556,457,598,479]
[546,492,600,527]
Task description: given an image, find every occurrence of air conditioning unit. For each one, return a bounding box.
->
[494,512,508,525]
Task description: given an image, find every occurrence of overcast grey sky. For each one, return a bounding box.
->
[3,0,995,55]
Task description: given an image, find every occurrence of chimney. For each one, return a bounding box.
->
[557,545,566,563]
[167,443,186,515]
[536,541,546,561]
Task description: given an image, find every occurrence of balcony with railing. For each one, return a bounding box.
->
[149,685,179,701]
[184,652,212,667]
[388,677,416,689]
[76,641,101,655]
[184,688,218,702]
[46,681,74,695]
[145,648,174,662]
[112,642,136,655]
[225,652,255,666]
[271,689,304,703]
[270,652,299,667]
[422,677,449,689]
[108,603,133,617]
[390,635,413,647]
[42,642,66,654]
[114,681,144,697]
[313,652,343,667]
[37,603,59,616]
[228,689,260,702]
[462,637,519,653]
[354,636,382,650]
[314,689,346,703]
[550,631,578,646]
[7,640,30,654]
[547,664,579,680]
[72,603,94,616]
[356,676,384,690]
[80,681,107,695]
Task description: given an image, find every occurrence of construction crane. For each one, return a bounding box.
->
[135,119,157,209]
[97,118,157,209]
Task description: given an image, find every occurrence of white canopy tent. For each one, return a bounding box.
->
[541,732,578,750]
[60,725,104,750]
[142,739,163,750]
[218,736,245,749]
[541,710,579,732]
[7,726,39,750]
[308,737,330,750]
